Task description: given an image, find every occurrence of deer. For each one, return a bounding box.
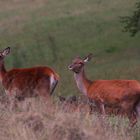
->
[0,47,59,109]
[68,54,140,127]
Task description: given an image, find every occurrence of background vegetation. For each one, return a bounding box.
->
[0,0,140,139]
[121,1,140,36]
[0,0,140,96]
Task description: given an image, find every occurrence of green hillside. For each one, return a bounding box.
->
[0,0,139,96]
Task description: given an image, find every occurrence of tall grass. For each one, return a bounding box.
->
[0,95,139,140]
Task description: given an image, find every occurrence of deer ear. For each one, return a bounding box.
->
[2,47,10,57]
[83,53,93,63]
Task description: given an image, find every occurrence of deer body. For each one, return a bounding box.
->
[2,67,59,98]
[69,54,140,126]
[0,47,59,101]
[75,71,140,107]
[88,80,140,105]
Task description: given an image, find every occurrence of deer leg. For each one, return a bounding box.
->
[95,101,106,115]
[99,103,106,115]
[96,102,106,123]
[96,102,107,128]
[127,111,137,128]
[9,95,18,111]
[89,105,93,114]
[136,101,140,117]
[121,101,138,127]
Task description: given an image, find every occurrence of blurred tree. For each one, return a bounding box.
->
[121,2,140,37]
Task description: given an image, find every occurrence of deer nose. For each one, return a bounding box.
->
[68,65,73,70]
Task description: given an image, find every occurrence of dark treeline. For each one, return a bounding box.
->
[121,2,140,36]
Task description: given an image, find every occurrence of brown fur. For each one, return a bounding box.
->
[2,67,59,98]
[69,54,140,126]
[0,47,59,101]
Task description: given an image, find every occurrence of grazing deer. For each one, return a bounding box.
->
[0,47,59,105]
[68,54,140,126]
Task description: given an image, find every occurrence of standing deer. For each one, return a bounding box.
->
[0,47,59,106]
[68,54,140,126]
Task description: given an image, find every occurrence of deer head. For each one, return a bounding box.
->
[68,53,93,73]
[0,47,10,61]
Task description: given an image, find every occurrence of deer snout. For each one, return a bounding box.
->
[68,65,73,70]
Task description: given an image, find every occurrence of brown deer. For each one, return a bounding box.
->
[0,47,59,106]
[68,54,140,126]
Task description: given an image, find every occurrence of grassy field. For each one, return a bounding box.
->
[0,0,140,139]
[0,0,140,96]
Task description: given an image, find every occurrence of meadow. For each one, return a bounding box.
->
[0,0,140,139]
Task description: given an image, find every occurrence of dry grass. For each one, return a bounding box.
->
[0,93,139,140]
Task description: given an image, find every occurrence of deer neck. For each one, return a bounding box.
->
[0,60,6,82]
[74,68,92,96]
